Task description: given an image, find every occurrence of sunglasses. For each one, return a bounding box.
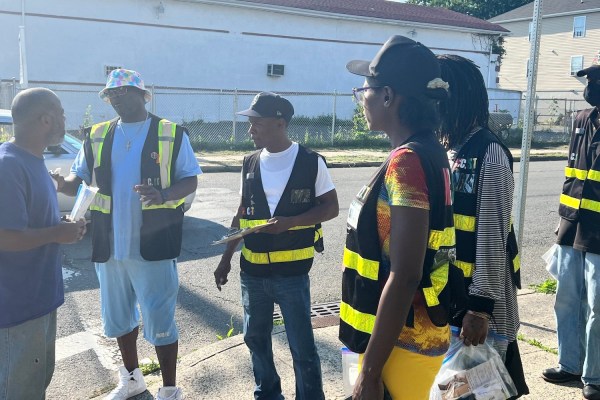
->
[105,86,133,99]
[352,86,382,104]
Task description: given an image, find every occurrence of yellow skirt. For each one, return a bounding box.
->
[359,346,444,399]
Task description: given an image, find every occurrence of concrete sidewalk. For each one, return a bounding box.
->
[93,290,582,400]
[197,146,569,172]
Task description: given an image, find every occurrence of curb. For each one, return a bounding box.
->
[199,154,566,173]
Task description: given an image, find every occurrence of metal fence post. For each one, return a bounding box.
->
[232,88,238,143]
[331,90,337,145]
[151,85,156,114]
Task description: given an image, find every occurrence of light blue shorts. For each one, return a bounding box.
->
[95,258,179,346]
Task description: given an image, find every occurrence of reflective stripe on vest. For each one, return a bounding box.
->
[241,245,314,264]
[342,248,379,281]
[423,262,450,307]
[454,214,476,233]
[428,227,456,250]
[454,259,475,278]
[158,120,176,188]
[90,122,111,187]
[565,166,588,181]
[90,192,111,214]
[340,301,375,334]
[581,197,600,213]
[141,120,181,210]
[560,193,581,209]
[239,218,320,235]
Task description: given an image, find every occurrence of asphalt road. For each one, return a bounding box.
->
[48,161,565,399]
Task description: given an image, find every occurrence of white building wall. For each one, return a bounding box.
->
[0,0,501,128]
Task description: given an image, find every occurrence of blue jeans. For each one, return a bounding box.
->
[554,245,600,385]
[241,271,324,400]
[0,310,56,400]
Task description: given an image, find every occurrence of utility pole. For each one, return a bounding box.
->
[515,0,543,250]
[19,0,29,88]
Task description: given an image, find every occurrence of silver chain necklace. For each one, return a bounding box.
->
[119,112,149,151]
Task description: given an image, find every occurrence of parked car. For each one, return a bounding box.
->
[0,109,196,214]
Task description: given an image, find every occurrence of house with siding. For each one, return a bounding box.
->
[491,0,600,102]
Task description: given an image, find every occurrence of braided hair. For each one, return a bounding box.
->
[437,54,489,149]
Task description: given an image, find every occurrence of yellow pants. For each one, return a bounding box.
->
[359,346,444,399]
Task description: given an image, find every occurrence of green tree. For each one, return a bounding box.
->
[406,0,530,20]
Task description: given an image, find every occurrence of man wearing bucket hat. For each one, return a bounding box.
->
[543,63,600,400]
[54,69,200,400]
[213,92,339,400]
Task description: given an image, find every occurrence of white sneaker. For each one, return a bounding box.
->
[104,366,147,400]
[156,386,183,400]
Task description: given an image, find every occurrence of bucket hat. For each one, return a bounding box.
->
[99,68,152,103]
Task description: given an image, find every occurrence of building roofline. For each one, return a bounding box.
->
[177,0,509,34]
[492,8,600,24]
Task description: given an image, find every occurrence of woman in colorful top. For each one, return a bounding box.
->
[437,54,529,398]
[339,35,455,399]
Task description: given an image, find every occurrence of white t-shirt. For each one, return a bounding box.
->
[239,142,335,217]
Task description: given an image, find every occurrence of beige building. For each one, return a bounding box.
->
[491,0,600,103]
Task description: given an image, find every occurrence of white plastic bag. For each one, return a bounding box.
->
[542,244,559,279]
[430,332,517,400]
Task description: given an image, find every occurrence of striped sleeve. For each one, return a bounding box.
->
[468,143,520,339]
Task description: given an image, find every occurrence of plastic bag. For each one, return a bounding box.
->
[430,331,517,400]
[542,244,559,279]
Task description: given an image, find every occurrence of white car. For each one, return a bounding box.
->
[1,109,195,214]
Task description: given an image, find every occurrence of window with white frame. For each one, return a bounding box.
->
[571,56,584,76]
[573,16,586,38]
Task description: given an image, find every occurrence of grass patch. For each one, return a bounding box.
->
[530,279,557,294]
[139,358,161,375]
[517,333,558,355]
[216,316,240,340]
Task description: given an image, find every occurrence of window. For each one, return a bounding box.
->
[267,64,285,77]
[104,65,122,77]
[571,56,584,76]
[573,16,586,38]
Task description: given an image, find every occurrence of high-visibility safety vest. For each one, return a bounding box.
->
[239,145,325,277]
[339,132,456,354]
[451,128,522,306]
[83,114,186,262]
[558,107,600,254]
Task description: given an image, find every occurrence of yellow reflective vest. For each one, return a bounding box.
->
[239,145,325,277]
[558,107,600,254]
[84,114,186,262]
[339,132,456,353]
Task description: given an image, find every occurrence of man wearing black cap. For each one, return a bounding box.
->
[542,64,600,400]
[214,92,339,400]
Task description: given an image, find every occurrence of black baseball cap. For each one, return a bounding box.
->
[237,92,294,123]
[347,35,448,99]
[577,65,600,80]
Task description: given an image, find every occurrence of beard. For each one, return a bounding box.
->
[584,84,600,107]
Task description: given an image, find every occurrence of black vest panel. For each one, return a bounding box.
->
[239,145,322,277]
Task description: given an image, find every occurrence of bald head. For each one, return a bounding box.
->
[11,87,61,127]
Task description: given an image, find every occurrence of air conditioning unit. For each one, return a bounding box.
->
[267,64,285,77]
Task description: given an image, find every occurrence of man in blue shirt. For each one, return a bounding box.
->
[0,88,86,400]
[54,69,200,400]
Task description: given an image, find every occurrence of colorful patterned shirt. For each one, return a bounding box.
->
[376,147,450,357]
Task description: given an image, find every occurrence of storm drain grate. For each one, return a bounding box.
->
[273,301,340,321]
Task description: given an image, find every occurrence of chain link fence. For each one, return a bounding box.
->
[0,80,370,150]
[0,80,590,149]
